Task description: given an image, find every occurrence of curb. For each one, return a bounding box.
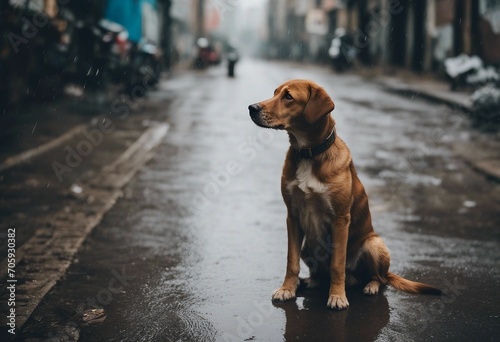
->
[377,78,500,183]
[453,142,500,182]
[379,79,473,113]
[0,124,87,172]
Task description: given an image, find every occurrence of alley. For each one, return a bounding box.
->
[10,59,500,341]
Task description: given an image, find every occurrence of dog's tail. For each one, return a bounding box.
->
[386,272,442,295]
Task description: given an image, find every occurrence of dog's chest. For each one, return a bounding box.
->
[286,160,334,236]
[292,160,327,194]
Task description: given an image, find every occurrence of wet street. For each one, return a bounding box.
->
[8,59,500,341]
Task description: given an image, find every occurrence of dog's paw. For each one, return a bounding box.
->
[300,277,320,289]
[272,287,296,301]
[363,281,380,296]
[327,294,349,310]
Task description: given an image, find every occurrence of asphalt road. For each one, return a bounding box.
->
[14,59,500,341]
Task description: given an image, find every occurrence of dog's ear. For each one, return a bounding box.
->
[303,85,335,124]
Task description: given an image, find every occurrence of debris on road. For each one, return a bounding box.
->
[82,308,107,325]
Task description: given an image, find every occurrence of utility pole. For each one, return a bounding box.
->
[196,0,205,39]
[161,0,173,70]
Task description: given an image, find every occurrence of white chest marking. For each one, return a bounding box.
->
[289,160,328,194]
[286,160,333,240]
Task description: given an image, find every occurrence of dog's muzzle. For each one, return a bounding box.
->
[248,103,261,118]
[248,103,265,127]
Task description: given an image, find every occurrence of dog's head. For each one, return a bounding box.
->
[248,79,335,131]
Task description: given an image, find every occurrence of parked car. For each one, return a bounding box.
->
[194,37,221,69]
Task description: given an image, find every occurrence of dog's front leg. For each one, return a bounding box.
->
[272,214,303,301]
[327,214,350,310]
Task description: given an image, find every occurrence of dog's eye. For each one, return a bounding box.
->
[284,93,293,100]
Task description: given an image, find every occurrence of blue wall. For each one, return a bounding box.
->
[104,0,158,43]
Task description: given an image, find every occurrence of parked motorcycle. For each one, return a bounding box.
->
[126,39,162,96]
[73,18,131,92]
[73,19,162,99]
[328,28,357,72]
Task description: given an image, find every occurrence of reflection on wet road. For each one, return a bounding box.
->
[21,60,499,341]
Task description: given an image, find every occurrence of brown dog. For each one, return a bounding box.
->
[248,79,441,310]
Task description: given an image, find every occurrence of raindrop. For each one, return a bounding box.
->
[70,183,83,196]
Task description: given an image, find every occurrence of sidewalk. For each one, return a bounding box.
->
[357,66,472,110]
[379,74,473,112]
[360,67,500,182]
[0,88,172,333]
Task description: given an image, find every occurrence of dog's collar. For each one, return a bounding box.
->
[295,127,336,159]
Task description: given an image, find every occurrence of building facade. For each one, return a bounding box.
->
[267,0,500,71]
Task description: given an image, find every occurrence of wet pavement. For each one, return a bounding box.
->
[6,59,500,341]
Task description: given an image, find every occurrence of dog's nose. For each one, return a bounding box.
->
[248,104,261,116]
